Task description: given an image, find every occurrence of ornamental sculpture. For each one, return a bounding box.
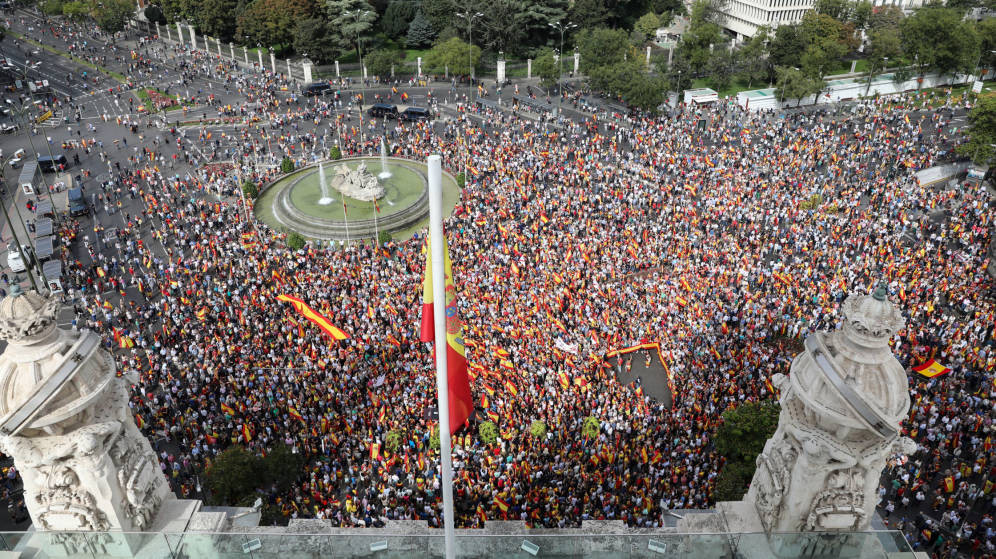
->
[745,285,916,532]
[331,161,384,202]
[0,286,173,531]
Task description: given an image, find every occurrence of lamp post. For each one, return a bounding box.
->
[549,21,576,118]
[0,155,39,291]
[456,11,483,81]
[344,10,372,80]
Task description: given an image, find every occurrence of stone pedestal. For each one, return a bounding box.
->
[417,56,422,77]
[527,59,531,79]
[0,287,173,533]
[303,62,313,84]
[496,59,506,84]
[188,25,196,50]
[270,51,276,73]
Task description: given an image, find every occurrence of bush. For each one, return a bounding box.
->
[455,172,466,189]
[582,416,600,439]
[377,230,393,245]
[203,446,259,506]
[799,193,823,211]
[330,146,342,160]
[242,180,258,199]
[384,430,401,453]
[429,425,440,449]
[529,420,547,439]
[479,421,498,445]
[280,157,295,174]
[286,232,306,251]
[712,462,754,501]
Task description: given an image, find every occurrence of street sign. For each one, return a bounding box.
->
[972,80,983,94]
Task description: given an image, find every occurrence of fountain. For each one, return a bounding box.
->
[379,138,392,180]
[317,161,333,205]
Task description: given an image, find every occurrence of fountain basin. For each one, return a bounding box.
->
[254,157,459,241]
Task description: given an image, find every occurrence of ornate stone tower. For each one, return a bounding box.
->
[0,286,173,531]
[745,286,916,532]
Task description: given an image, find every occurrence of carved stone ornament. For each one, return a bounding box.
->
[331,161,385,202]
[0,285,60,344]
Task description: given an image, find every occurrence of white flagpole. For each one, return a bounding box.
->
[428,154,456,559]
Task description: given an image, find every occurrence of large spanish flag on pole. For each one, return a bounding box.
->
[276,294,349,341]
[420,224,473,435]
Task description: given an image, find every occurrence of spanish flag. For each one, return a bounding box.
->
[196,307,209,321]
[370,442,381,461]
[135,414,146,429]
[494,496,510,513]
[419,230,473,435]
[913,359,950,378]
[276,294,349,341]
[288,407,305,422]
[242,424,252,442]
[221,403,235,416]
[944,476,955,493]
[557,371,570,390]
[504,380,518,397]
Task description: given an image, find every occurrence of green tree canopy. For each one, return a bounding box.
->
[956,93,996,164]
[293,17,340,63]
[576,27,630,73]
[424,36,480,75]
[204,446,260,505]
[365,48,402,77]
[381,0,416,39]
[675,0,723,70]
[532,47,560,88]
[775,65,822,106]
[714,401,780,466]
[327,0,378,58]
[634,11,662,39]
[93,0,135,35]
[798,11,848,78]
[405,11,435,48]
[901,5,981,77]
[237,0,315,48]
[198,0,241,43]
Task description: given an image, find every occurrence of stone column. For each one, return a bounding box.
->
[257,49,263,69]
[527,59,532,79]
[175,22,183,44]
[496,57,506,84]
[303,61,313,84]
[165,24,172,42]
[573,51,579,75]
[188,25,196,50]
[230,42,235,60]
[417,56,422,77]
[155,21,160,38]
[0,287,175,533]
[335,60,340,77]
[243,46,249,64]
[668,47,674,66]
[216,38,223,57]
[646,46,651,66]
[286,59,292,79]
[363,65,368,80]
[270,51,277,73]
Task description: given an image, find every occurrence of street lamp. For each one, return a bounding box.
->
[549,21,576,118]
[344,10,372,80]
[456,11,484,81]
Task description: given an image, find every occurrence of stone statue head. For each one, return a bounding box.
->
[0,286,60,345]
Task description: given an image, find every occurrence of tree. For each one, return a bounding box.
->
[365,48,401,77]
[867,4,903,33]
[423,36,480,75]
[327,0,378,59]
[901,5,981,78]
[529,420,547,438]
[775,65,820,106]
[203,446,260,506]
[956,93,996,164]
[621,70,666,111]
[198,0,240,43]
[569,0,608,30]
[479,421,498,445]
[62,1,90,20]
[280,156,295,173]
[237,0,315,49]
[582,416,600,439]
[144,5,167,24]
[330,145,342,159]
[533,47,559,89]
[477,0,527,54]
[737,27,770,88]
[798,11,847,78]
[865,27,902,95]
[242,179,258,199]
[714,401,780,469]
[159,0,199,24]
[675,0,723,70]
[814,0,850,21]
[979,18,996,77]
[850,0,872,29]
[768,23,804,70]
[381,0,416,39]
[293,18,340,63]
[40,0,65,16]
[405,11,435,48]
[93,0,136,35]
[259,443,303,494]
[634,11,661,40]
[664,54,692,92]
[513,0,569,54]
[576,27,630,73]
[286,232,306,250]
[707,47,735,91]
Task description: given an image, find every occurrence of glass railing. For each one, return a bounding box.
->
[0,529,913,558]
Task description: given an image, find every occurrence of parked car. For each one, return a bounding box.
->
[0,123,17,134]
[68,187,89,217]
[400,107,432,121]
[367,103,398,119]
[303,82,331,96]
[7,243,33,273]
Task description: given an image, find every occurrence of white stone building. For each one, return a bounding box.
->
[716,0,925,40]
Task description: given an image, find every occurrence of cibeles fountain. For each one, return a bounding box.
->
[678,285,917,557]
[0,286,209,555]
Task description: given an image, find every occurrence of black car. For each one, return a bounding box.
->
[400,107,432,121]
[303,82,331,96]
[368,103,399,119]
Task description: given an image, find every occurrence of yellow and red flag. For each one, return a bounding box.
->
[288,407,304,422]
[913,359,950,378]
[370,443,381,461]
[276,294,349,341]
[221,403,235,416]
[419,230,473,435]
[242,424,252,441]
[494,497,510,512]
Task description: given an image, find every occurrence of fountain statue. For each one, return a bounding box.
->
[379,138,392,180]
[330,162,385,202]
[317,162,333,206]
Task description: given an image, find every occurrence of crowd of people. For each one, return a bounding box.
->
[3,10,996,558]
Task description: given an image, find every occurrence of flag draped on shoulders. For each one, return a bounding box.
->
[276,294,349,341]
[420,231,473,435]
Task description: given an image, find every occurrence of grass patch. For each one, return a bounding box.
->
[9,30,128,83]
[403,49,430,63]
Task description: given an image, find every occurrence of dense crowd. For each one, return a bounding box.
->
[4,11,996,558]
